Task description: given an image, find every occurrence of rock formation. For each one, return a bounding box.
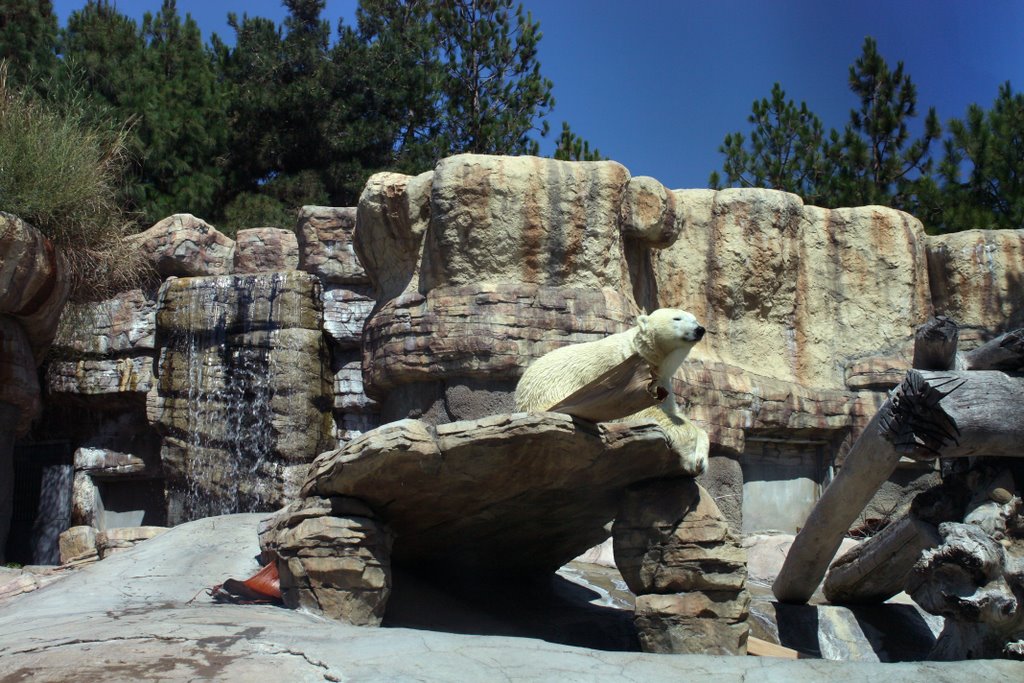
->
[12,153,1024,593]
[614,478,750,654]
[21,212,377,560]
[258,412,697,624]
[0,212,72,561]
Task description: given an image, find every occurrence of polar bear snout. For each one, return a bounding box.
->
[692,325,706,341]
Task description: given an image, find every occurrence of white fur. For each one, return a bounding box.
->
[515,308,708,475]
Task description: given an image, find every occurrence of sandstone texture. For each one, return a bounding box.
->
[58,525,98,564]
[348,157,949,536]
[132,214,235,277]
[0,212,72,358]
[660,190,930,391]
[926,229,1024,344]
[232,227,299,273]
[614,478,750,655]
[296,205,367,284]
[260,496,392,625]
[148,271,333,521]
[299,413,693,575]
[52,288,158,356]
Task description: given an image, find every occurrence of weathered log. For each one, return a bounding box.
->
[884,370,1024,460]
[962,328,1024,371]
[907,521,1024,660]
[772,406,903,603]
[913,315,959,371]
[823,512,941,604]
[774,369,1024,603]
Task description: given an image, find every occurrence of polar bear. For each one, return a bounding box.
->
[515,308,709,475]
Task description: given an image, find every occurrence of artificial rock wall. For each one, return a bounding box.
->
[12,154,1024,554]
[352,154,1024,532]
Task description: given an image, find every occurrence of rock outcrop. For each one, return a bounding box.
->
[614,478,750,654]
[148,271,333,522]
[20,154,1024,568]
[258,412,696,623]
[233,228,299,274]
[351,156,946,533]
[33,210,379,546]
[300,413,691,573]
[926,229,1024,345]
[132,214,235,278]
[1,212,72,561]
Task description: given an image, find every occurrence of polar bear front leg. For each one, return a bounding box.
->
[633,406,709,476]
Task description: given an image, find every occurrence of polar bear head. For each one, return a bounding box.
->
[635,308,705,362]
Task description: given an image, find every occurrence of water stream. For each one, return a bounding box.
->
[171,274,282,522]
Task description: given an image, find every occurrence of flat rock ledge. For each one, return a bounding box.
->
[261,412,695,624]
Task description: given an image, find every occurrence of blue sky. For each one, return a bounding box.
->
[53,0,1024,190]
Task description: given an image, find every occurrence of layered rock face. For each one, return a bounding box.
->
[1,213,72,561]
[38,213,377,540]
[353,155,958,532]
[661,190,931,390]
[21,155,1024,557]
[148,271,333,523]
[926,229,1024,345]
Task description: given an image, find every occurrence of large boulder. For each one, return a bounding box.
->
[296,206,367,284]
[300,413,692,574]
[233,228,300,274]
[132,214,235,278]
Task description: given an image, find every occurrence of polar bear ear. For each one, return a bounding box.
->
[636,314,649,333]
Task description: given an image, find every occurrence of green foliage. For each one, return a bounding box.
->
[432,0,554,155]
[552,121,602,161]
[709,83,836,205]
[712,37,943,217]
[935,81,1024,231]
[0,0,58,87]
[6,0,578,235]
[0,64,143,300]
[836,37,940,209]
[221,193,293,238]
[58,0,227,225]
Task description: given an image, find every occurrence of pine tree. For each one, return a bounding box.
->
[0,0,58,87]
[709,83,836,205]
[134,0,227,222]
[58,0,142,110]
[552,121,602,161]
[342,0,443,177]
[936,81,1024,231]
[836,36,940,209]
[59,0,227,224]
[214,0,337,223]
[432,0,554,155]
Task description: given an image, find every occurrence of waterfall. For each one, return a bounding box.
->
[170,273,282,522]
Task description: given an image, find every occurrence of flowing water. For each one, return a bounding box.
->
[170,274,283,522]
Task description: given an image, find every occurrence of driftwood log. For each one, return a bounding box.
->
[773,368,1024,603]
[962,328,1024,372]
[823,513,941,604]
[907,521,1024,660]
[913,315,959,371]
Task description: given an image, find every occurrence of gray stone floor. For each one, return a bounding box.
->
[1,514,1020,682]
